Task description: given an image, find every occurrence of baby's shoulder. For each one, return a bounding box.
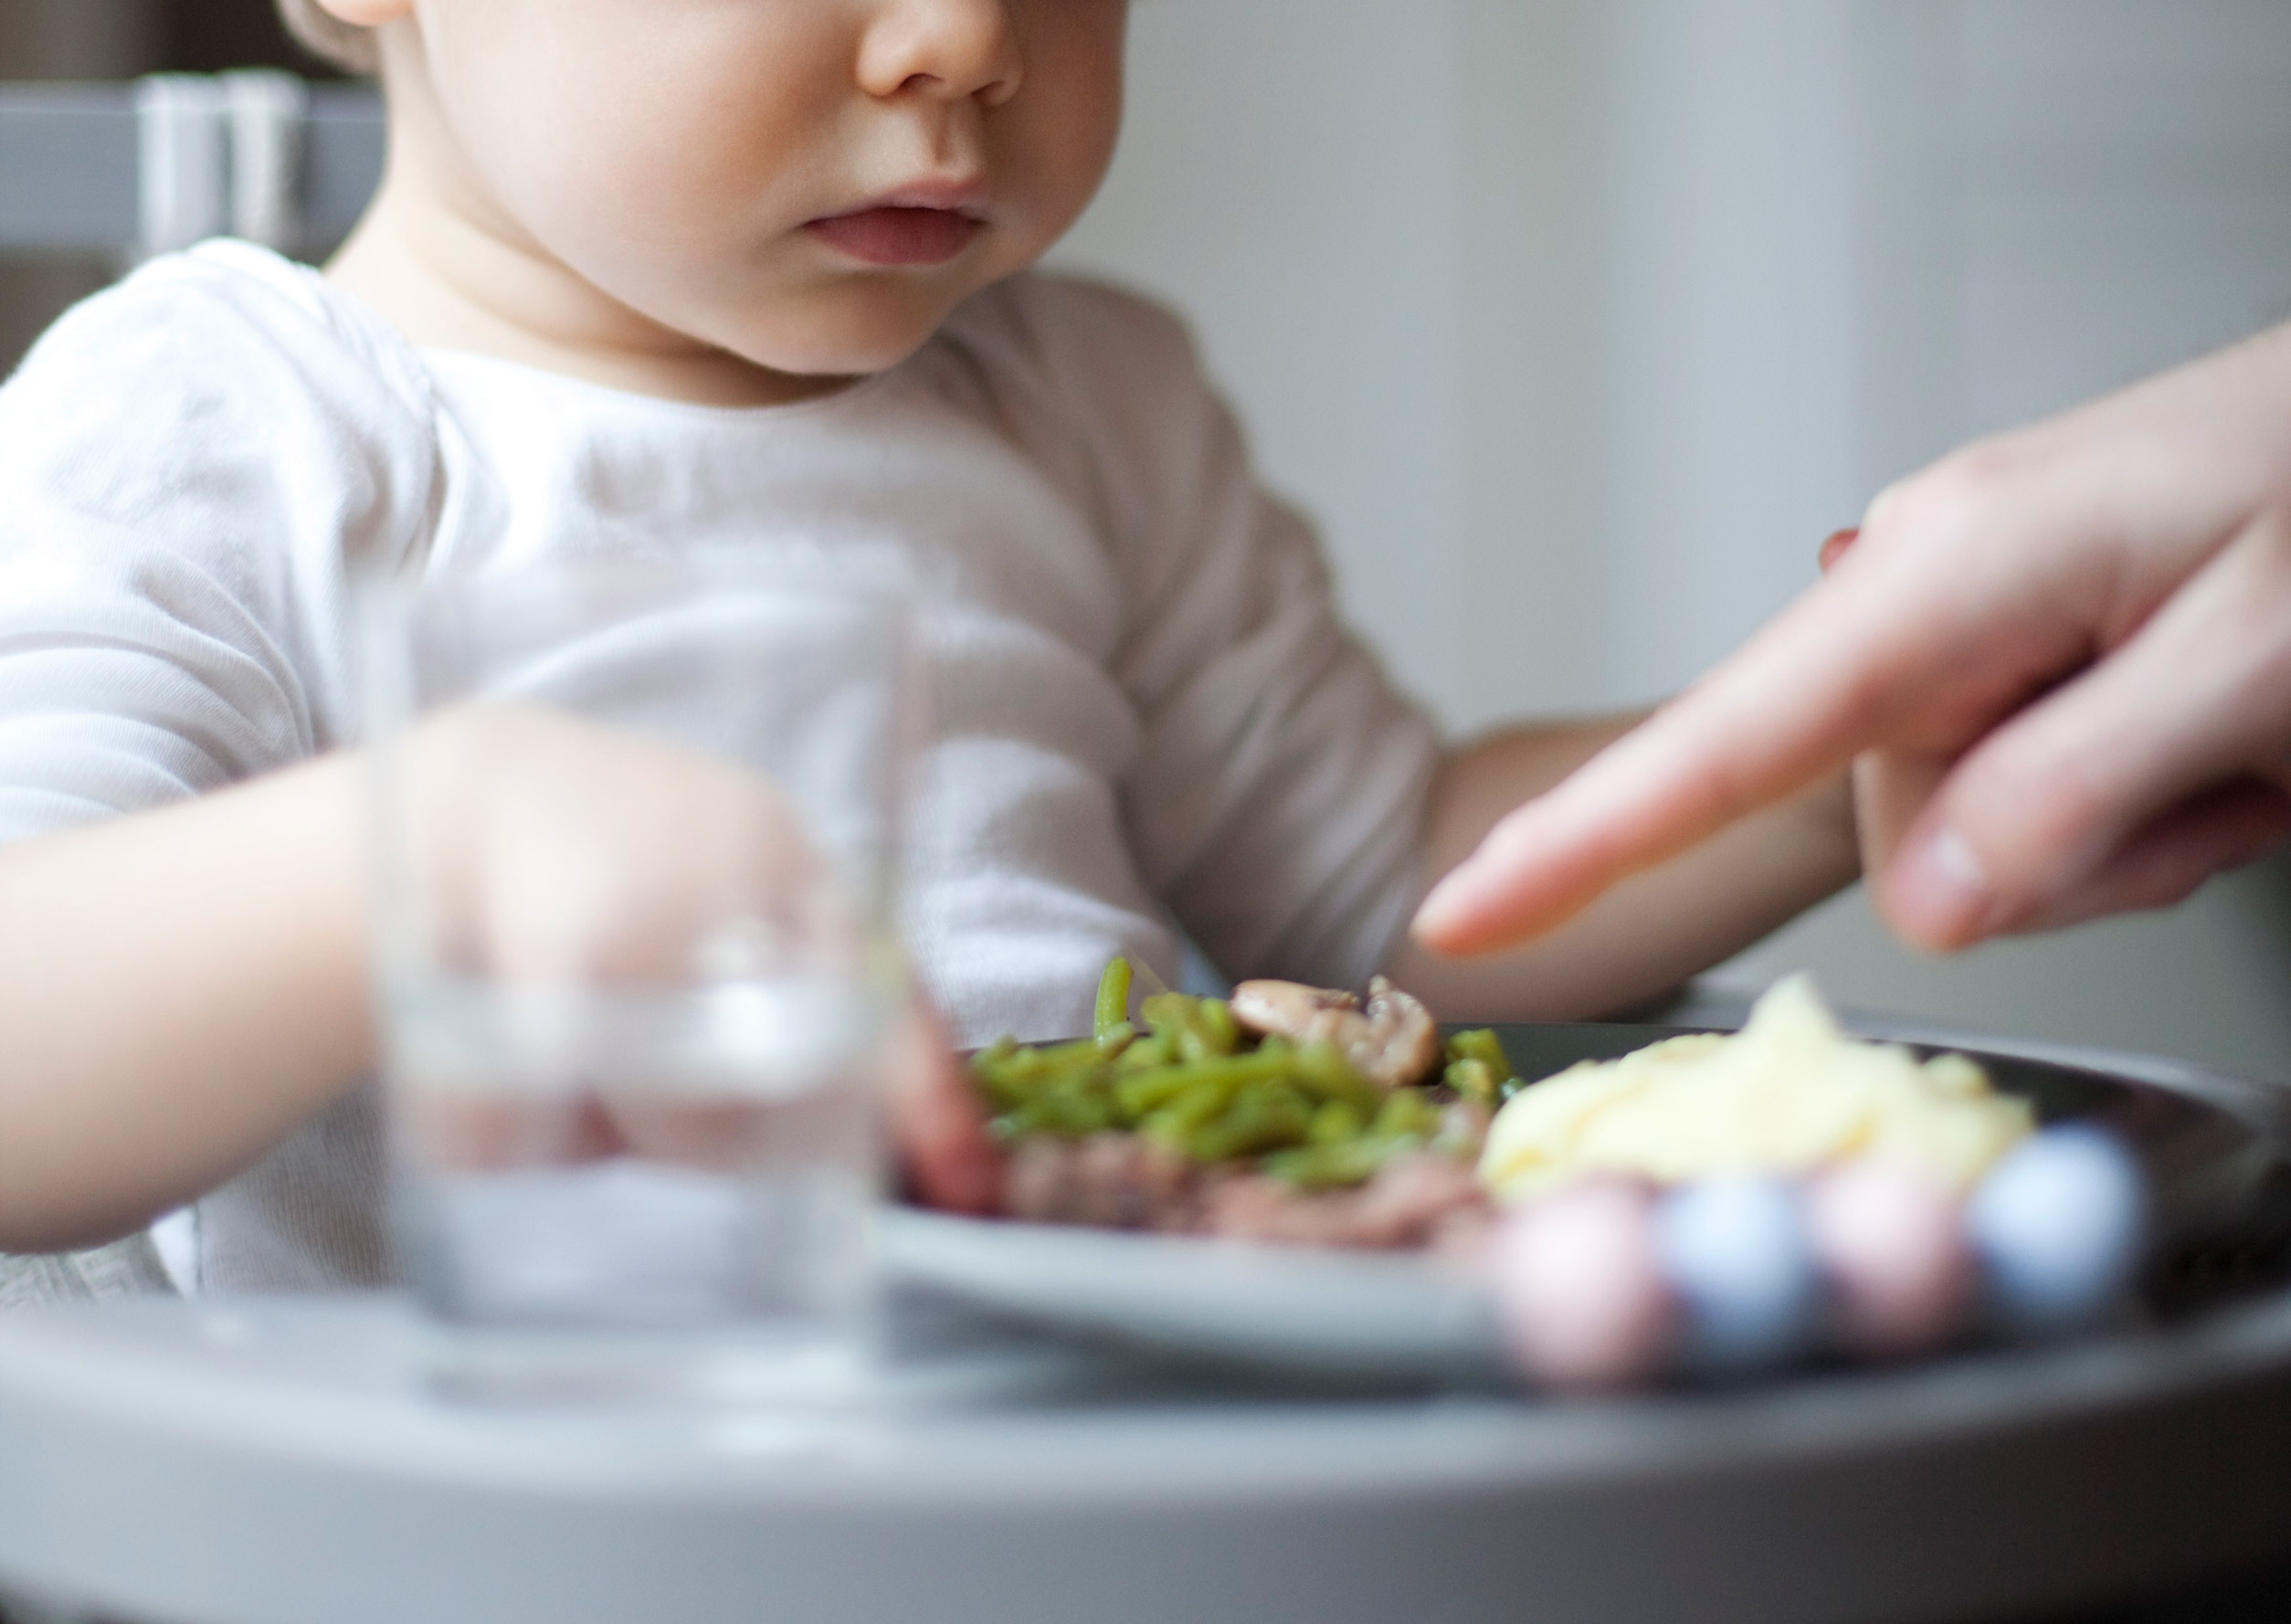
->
[0,243,444,572]
[5,240,436,448]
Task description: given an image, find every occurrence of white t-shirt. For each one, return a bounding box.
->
[0,241,1438,1291]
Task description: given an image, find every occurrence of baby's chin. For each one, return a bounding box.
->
[706,282,991,382]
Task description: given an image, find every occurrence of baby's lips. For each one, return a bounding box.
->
[1819,528,1860,573]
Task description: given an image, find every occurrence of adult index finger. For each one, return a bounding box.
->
[1409,543,1996,956]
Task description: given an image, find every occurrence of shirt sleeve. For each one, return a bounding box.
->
[997,277,1441,990]
[0,243,438,842]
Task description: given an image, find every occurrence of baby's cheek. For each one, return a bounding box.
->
[511,112,748,268]
[469,12,816,263]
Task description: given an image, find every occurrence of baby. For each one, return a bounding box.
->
[0,0,1856,1290]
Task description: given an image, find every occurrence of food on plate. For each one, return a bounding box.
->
[970,960,1513,1248]
[1965,1124,2147,1334]
[1226,976,1441,1090]
[1652,1176,1822,1372]
[1492,1119,2148,1390]
[1478,975,2035,1202]
[1803,1159,1974,1356]
[1493,1177,1673,1389]
[972,965,2148,1387]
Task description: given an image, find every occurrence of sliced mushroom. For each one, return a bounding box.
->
[1358,976,1442,1089]
[1229,975,1441,1090]
[1230,979,1359,1041]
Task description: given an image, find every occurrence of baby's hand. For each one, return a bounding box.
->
[402,703,825,986]
[393,705,998,1209]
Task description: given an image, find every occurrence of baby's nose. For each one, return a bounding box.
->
[858,0,1027,109]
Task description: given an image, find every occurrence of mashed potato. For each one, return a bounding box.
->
[1479,976,2034,1201]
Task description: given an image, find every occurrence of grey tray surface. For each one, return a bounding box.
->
[0,1023,2288,1624]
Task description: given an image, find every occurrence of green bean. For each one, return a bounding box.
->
[1114,1030,1176,1073]
[972,1037,1100,1096]
[1446,1028,1513,1077]
[997,1062,1127,1137]
[969,1039,1025,1108]
[1442,1030,1515,1105]
[1139,992,1227,1056]
[1262,1137,1397,1191]
[1011,1036,1103,1073]
[1094,958,1135,1053]
[1371,1089,1442,1141]
[977,957,1495,1190]
[1187,1080,1314,1162]
[1139,1076,1250,1151]
[1134,991,1219,1063]
[1117,1049,1291,1118]
[1139,990,1193,1037]
[976,1074,1029,1113]
[1307,1100,1366,1146]
[1193,997,1241,1059]
[1444,1057,1500,1107]
[971,1048,1052,1111]
[1292,1039,1382,1110]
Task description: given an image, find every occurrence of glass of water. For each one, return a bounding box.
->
[358,554,915,1405]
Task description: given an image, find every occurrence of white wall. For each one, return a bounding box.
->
[1053,0,1473,721]
[1722,2,2291,1080]
[1053,0,2291,1080]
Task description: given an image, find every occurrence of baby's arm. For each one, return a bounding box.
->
[1382,717,1859,1020]
[0,754,371,1250]
[0,712,1001,1254]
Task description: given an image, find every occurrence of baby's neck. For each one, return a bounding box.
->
[326,128,850,411]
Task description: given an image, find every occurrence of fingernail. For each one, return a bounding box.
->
[1890,828,2001,946]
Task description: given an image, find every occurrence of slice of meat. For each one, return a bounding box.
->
[1003,1133,1201,1231]
[1197,1153,1490,1250]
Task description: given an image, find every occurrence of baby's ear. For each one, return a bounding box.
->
[277,0,394,73]
[309,0,412,26]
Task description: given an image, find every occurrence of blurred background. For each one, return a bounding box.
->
[6,0,2291,1079]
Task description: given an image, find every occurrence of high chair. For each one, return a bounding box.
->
[0,70,380,263]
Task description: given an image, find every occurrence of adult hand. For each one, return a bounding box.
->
[1413,322,2291,957]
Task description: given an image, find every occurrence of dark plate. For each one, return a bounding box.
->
[892,1021,2291,1378]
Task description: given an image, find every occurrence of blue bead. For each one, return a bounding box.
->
[1966,1124,2147,1334]
[1654,1176,1820,1372]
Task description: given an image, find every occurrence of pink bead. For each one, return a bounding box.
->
[1494,1178,1673,1391]
[1805,1160,1973,1357]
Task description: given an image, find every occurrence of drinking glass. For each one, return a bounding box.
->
[358,554,915,1405]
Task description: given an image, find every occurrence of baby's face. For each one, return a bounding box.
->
[393,0,1127,378]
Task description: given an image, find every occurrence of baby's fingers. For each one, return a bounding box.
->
[886,1000,1003,1216]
